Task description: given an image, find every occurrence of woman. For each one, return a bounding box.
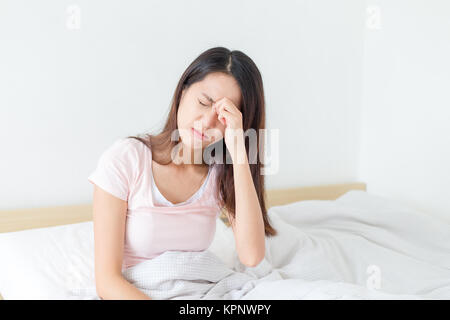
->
[88,47,277,300]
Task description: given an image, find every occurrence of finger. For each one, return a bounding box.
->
[216,108,224,125]
[217,109,234,127]
[215,99,240,116]
[221,102,239,116]
[217,110,226,126]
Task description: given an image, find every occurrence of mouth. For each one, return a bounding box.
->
[192,127,209,141]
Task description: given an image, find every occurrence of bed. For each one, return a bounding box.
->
[1,181,449,300]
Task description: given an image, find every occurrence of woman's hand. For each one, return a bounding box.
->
[212,97,246,163]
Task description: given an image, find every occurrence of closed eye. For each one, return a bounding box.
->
[198,99,209,107]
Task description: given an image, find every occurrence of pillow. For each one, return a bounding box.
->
[0,218,237,300]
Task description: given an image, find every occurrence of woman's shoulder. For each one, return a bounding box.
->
[117,137,151,153]
[99,137,149,165]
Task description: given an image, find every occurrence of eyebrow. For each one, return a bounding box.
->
[201,92,215,104]
[201,92,241,111]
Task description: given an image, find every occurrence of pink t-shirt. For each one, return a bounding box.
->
[87,138,222,272]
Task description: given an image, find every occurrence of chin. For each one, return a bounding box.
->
[179,136,204,150]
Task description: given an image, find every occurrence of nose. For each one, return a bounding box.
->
[202,107,219,128]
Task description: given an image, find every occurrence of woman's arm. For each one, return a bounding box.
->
[230,146,266,268]
[96,274,151,300]
[92,185,152,300]
[213,97,266,267]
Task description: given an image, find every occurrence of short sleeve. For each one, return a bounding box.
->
[88,138,138,202]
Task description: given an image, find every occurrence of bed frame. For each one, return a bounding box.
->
[0,181,365,300]
[0,182,366,233]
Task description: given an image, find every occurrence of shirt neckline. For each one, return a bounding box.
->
[151,165,211,207]
[146,144,213,208]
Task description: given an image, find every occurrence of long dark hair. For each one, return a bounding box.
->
[127,46,277,237]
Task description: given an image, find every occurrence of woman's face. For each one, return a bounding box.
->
[177,72,242,152]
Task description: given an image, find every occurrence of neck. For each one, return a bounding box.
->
[174,142,206,168]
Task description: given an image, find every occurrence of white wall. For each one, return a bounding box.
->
[359,0,450,222]
[0,0,365,209]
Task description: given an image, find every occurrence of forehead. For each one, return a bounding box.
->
[191,72,242,109]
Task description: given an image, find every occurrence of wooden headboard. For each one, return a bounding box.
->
[0,182,366,233]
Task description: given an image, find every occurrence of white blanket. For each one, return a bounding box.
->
[70,250,283,300]
[69,190,450,300]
